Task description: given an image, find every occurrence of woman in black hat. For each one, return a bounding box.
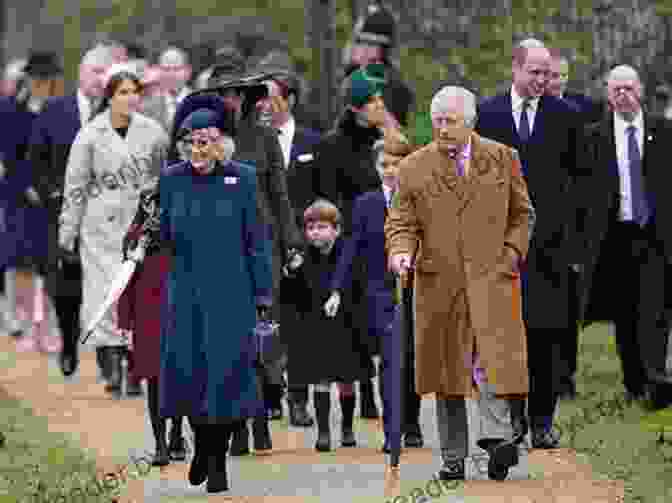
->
[158,94,273,493]
[0,51,64,350]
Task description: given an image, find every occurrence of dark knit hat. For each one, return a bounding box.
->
[354,3,397,48]
[23,51,62,78]
[342,63,386,108]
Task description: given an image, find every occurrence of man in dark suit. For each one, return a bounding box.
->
[576,65,672,409]
[28,44,115,378]
[546,49,605,400]
[476,39,580,449]
[256,71,322,427]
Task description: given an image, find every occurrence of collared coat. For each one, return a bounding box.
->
[58,109,168,346]
[385,134,535,397]
[158,160,273,422]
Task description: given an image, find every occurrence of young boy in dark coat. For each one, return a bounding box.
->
[281,199,371,452]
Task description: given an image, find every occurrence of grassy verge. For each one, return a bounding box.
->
[0,387,136,503]
[556,323,672,502]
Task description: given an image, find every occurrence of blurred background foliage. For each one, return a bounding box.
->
[38,0,672,145]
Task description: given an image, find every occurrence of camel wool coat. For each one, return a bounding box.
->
[385,133,535,397]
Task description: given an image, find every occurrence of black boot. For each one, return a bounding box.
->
[340,394,356,447]
[509,398,528,445]
[477,438,519,481]
[403,393,423,447]
[359,380,379,419]
[168,417,187,461]
[146,378,169,466]
[0,431,5,448]
[206,424,231,493]
[252,416,272,454]
[187,417,208,486]
[104,347,122,393]
[314,391,331,452]
[229,421,250,456]
[288,389,314,427]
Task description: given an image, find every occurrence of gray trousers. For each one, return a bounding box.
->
[436,380,514,463]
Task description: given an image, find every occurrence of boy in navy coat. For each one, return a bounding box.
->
[329,128,424,452]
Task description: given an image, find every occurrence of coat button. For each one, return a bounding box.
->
[107,215,115,222]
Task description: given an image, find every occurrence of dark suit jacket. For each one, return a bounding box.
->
[285,124,321,229]
[233,117,302,254]
[564,92,605,126]
[575,113,672,323]
[476,92,580,329]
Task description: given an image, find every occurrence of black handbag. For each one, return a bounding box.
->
[253,319,285,371]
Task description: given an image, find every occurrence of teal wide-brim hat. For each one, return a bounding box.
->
[342,63,387,108]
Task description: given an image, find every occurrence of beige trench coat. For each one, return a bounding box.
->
[59,110,169,346]
[385,133,535,397]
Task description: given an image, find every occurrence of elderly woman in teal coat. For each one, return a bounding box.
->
[158,95,273,494]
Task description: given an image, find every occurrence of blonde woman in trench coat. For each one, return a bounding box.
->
[58,66,169,393]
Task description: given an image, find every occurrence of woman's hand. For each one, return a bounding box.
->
[324,291,341,318]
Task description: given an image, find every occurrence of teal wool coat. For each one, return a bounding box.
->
[158,160,273,422]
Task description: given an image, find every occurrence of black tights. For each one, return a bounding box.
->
[146,377,183,444]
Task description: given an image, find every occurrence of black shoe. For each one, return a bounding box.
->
[229,423,250,456]
[477,438,519,481]
[360,383,379,419]
[59,352,78,377]
[252,418,272,454]
[168,435,187,461]
[267,408,283,420]
[0,431,5,448]
[289,403,314,427]
[188,424,208,486]
[341,429,356,447]
[437,459,465,481]
[404,428,424,448]
[532,428,560,449]
[316,430,331,452]
[206,452,229,493]
[152,443,170,467]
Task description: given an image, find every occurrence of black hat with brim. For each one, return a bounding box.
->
[24,51,63,78]
[170,94,236,149]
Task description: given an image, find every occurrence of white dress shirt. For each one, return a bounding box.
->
[77,89,94,124]
[382,184,394,208]
[277,116,295,169]
[511,86,539,134]
[613,111,644,222]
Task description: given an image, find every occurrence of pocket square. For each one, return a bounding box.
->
[297,153,314,162]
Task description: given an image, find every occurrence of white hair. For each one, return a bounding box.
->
[606,65,641,84]
[430,86,477,127]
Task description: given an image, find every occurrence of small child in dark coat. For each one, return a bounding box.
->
[280,199,371,452]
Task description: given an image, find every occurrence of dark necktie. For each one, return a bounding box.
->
[518,100,531,142]
[626,125,650,226]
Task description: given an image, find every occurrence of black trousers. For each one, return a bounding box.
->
[558,270,581,386]
[526,328,563,428]
[46,260,82,360]
[595,221,667,395]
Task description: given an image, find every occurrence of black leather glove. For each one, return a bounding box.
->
[256,304,271,321]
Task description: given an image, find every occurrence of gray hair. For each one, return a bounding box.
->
[81,44,115,67]
[606,64,641,85]
[430,86,477,127]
